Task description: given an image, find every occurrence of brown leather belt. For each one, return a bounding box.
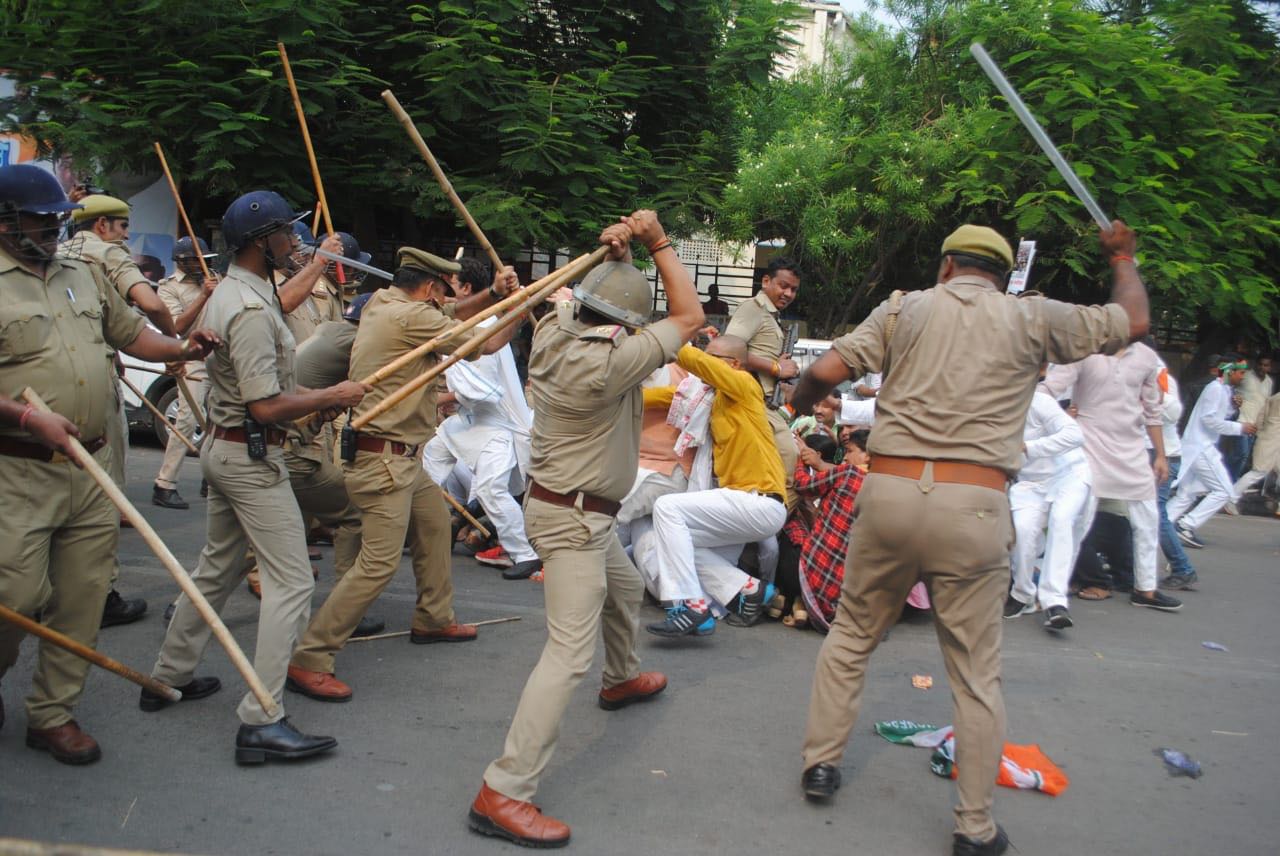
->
[354,435,420,457]
[869,455,1008,492]
[0,435,106,463]
[211,425,287,447]
[529,481,622,518]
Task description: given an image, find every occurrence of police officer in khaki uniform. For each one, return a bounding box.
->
[789,222,1151,856]
[60,194,179,627]
[279,223,347,346]
[152,235,220,510]
[468,211,705,848]
[725,257,802,503]
[0,165,218,764]
[147,190,368,765]
[287,249,519,701]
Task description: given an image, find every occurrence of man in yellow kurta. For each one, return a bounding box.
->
[643,334,788,636]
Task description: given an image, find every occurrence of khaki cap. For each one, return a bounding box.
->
[396,247,461,277]
[941,225,1014,270]
[71,194,130,224]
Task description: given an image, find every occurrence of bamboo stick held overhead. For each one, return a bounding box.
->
[381,89,505,272]
[278,42,335,239]
[21,389,278,718]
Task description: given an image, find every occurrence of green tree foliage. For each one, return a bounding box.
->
[0,0,798,254]
[716,0,1280,341]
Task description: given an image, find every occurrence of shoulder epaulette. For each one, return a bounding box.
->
[579,324,626,343]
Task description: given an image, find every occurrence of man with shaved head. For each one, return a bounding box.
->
[643,334,788,636]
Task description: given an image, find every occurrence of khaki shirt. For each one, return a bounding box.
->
[528,303,685,501]
[725,290,783,396]
[201,264,297,429]
[157,271,210,378]
[296,320,357,390]
[59,231,151,303]
[830,275,1129,475]
[284,273,344,345]
[0,246,145,440]
[348,287,462,445]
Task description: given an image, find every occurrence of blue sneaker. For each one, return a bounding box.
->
[646,605,715,637]
[726,582,773,627]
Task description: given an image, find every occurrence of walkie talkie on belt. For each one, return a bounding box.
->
[243,417,268,460]
[340,411,358,462]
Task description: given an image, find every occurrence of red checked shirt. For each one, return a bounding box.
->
[789,460,865,623]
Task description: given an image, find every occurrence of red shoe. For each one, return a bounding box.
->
[409,623,477,644]
[468,782,570,848]
[285,666,353,702]
[475,546,514,568]
[598,671,667,711]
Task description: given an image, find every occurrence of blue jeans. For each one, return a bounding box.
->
[1158,456,1195,576]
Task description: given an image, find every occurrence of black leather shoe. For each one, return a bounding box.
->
[199,479,209,498]
[234,718,337,765]
[100,590,147,628]
[139,676,222,712]
[953,825,1009,856]
[152,485,190,510]
[502,559,541,581]
[350,616,386,638]
[163,601,177,625]
[801,762,842,801]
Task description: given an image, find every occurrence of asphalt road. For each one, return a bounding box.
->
[1,445,1277,855]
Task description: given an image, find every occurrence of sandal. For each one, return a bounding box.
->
[791,607,809,628]
[1076,586,1113,601]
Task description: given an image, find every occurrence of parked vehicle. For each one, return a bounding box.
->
[119,357,203,449]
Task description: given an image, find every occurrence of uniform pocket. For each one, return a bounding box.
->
[71,299,105,344]
[0,302,53,362]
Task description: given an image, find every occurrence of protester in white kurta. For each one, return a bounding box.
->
[1042,342,1178,608]
[422,315,537,568]
[1167,362,1253,538]
[1007,391,1091,621]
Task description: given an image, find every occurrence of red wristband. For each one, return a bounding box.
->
[18,404,34,431]
[1109,254,1134,265]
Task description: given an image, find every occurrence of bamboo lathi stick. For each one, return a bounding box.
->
[442,492,491,540]
[381,89,504,272]
[118,374,199,455]
[350,247,605,431]
[0,603,181,702]
[21,389,278,717]
[278,42,335,240]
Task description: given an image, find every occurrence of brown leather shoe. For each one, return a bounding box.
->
[468,782,570,848]
[26,720,102,765]
[246,567,261,600]
[598,671,668,711]
[409,623,477,644]
[285,666,353,702]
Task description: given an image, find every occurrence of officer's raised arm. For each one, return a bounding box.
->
[1099,220,1149,340]
[620,210,704,343]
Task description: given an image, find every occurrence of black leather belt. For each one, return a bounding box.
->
[0,435,106,463]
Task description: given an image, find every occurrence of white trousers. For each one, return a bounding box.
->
[1081,495,1159,592]
[1233,466,1273,499]
[651,488,787,605]
[616,467,688,547]
[1009,478,1092,609]
[422,433,536,563]
[1168,451,1235,533]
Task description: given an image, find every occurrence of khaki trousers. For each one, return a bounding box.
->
[105,377,127,585]
[0,447,116,729]
[767,407,799,509]
[801,469,1011,841]
[152,439,313,726]
[285,450,362,578]
[291,451,453,674]
[484,497,643,801]
[155,378,206,490]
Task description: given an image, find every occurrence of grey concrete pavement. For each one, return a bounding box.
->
[1,445,1277,855]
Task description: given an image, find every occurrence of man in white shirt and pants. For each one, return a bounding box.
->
[1006,386,1091,630]
[1167,355,1256,548]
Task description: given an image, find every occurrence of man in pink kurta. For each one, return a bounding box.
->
[1042,342,1181,610]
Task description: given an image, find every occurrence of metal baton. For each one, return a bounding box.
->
[310,245,395,281]
[969,43,1111,229]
